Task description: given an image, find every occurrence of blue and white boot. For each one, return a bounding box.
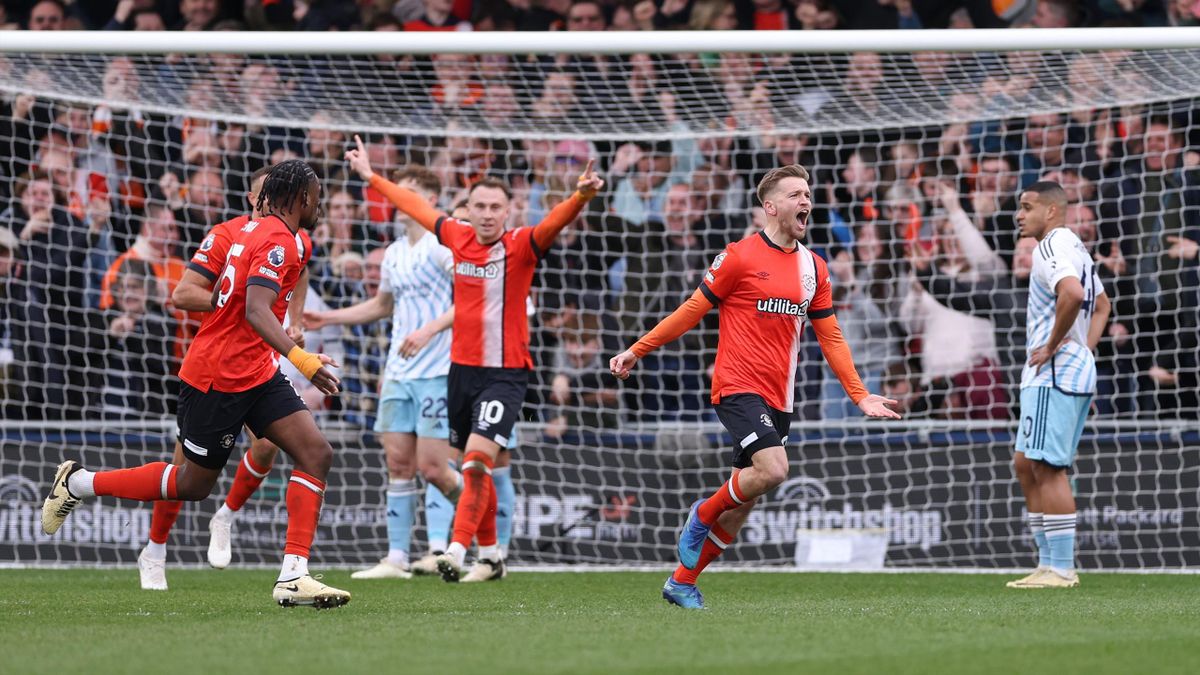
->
[662,577,706,609]
[676,500,711,569]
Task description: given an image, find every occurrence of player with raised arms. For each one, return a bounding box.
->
[345,135,603,582]
[41,160,350,609]
[135,164,312,591]
[609,164,901,609]
[1006,181,1109,589]
[304,165,465,580]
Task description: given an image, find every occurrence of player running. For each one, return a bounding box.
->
[304,165,465,580]
[609,164,901,609]
[345,134,602,583]
[1006,181,1109,589]
[41,160,350,609]
[136,165,311,591]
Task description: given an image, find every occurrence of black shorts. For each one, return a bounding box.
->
[177,369,308,470]
[713,393,792,469]
[446,363,528,451]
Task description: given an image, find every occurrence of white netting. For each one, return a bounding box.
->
[1,33,1197,570]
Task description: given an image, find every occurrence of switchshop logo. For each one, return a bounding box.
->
[0,475,150,546]
[738,476,944,551]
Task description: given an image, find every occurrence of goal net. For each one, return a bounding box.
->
[1,30,1197,570]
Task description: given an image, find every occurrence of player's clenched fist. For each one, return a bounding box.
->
[609,350,639,380]
[288,346,340,395]
[309,359,341,397]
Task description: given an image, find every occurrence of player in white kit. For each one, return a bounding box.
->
[1008,181,1110,589]
[305,166,462,578]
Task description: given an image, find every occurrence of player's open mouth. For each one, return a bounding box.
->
[797,209,810,226]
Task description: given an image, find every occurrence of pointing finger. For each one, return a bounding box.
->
[580,158,595,180]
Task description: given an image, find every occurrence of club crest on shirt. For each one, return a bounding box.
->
[802,274,816,292]
[267,245,286,267]
[710,252,727,271]
[200,234,215,251]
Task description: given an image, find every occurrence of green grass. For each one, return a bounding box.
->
[1,570,1198,674]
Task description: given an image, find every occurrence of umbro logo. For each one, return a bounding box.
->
[756,271,771,279]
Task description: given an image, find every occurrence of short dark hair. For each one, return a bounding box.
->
[978,153,1017,172]
[1024,180,1068,207]
[1146,114,1178,133]
[369,13,401,30]
[756,164,810,205]
[15,170,54,201]
[468,177,513,201]
[393,165,442,198]
[250,164,273,186]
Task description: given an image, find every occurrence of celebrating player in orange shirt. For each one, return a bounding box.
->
[40,160,349,609]
[135,165,313,592]
[610,164,901,609]
[346,134,603,582]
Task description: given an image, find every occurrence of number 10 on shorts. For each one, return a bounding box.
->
[478,400,505,428]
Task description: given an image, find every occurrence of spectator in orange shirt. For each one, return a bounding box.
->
[99,203,198,359]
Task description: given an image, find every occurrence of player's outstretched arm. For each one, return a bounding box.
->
[304,290,394,330]
[532,159,604,251]
[609,288,713,380]
[810,314,901,420]
[172,268,219,312]
[1028,276,1085,368]
[346,134,444,234]
[246,284,340,395]
[399,306,454,358]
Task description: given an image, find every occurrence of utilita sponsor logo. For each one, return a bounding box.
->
[740,476,944,551]
[0,476,150,545]
[756,297,809,317]
[455,261,499,279]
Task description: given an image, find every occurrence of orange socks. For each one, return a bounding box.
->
[93,462,177,501]
[225,453,271,511]
[283,470,325,558]
[451,451,495,549]
[672,522,735,585]
[475,477,499,547]
[696,473,746,525]
[149,500,183,544]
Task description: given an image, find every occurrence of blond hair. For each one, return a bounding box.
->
[756,164,811,206]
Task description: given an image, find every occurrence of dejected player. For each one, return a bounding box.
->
[1006,181,1109,589]
[345,135,603,583]
[304,165,464,580]
[41,160,350,609]
[609,164,901,609]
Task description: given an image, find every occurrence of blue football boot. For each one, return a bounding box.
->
[662,576,705,609]
[676,500,711,569]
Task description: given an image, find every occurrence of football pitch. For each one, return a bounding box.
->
[2,570,1197,674]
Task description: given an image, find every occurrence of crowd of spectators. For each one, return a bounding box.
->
[0,0,1198,433]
